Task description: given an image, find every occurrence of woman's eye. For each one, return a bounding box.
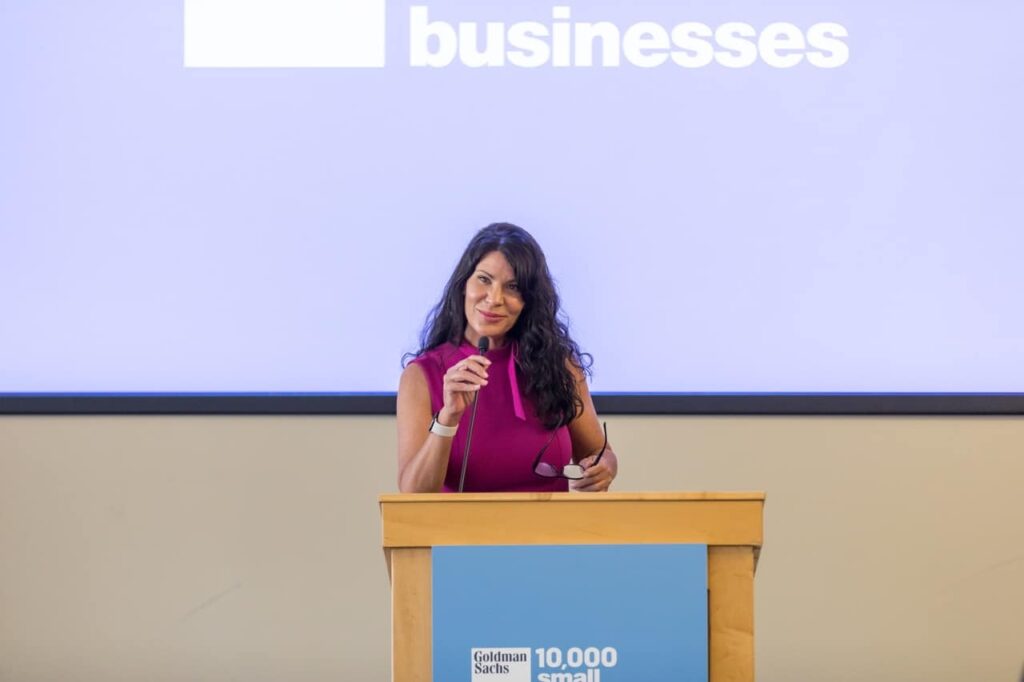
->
[477,275,489,284]
[507,283,519,292]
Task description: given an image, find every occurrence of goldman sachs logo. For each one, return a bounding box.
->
[184,0,849,69]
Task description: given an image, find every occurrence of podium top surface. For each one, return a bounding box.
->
[379,491,765,504]
[380,491,765,549]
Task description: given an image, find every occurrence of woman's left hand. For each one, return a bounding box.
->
[569,450,617,492]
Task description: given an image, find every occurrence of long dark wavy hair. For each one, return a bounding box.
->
[406,223,591,429]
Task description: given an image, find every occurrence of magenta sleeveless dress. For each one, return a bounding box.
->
[412,341,572,492]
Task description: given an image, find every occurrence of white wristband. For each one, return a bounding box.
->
[429,413,458,438]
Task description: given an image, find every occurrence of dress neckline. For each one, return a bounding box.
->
[456,339,524,421]
[459,338,514,358]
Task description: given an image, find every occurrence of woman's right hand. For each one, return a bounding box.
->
[438,354,491,426]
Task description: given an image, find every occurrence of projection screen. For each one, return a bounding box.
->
[2,0,1022,413]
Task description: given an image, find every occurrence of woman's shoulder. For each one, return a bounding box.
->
[409,343,462,373]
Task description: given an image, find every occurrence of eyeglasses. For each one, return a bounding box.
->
[533,422,607,481]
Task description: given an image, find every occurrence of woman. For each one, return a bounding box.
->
[397,223,618,493]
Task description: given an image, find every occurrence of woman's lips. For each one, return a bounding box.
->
[477,309,505,322]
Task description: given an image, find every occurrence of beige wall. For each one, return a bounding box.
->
[1,415,1022,682]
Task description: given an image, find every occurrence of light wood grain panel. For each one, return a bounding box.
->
[381,493,764,549]
[381,492,765,503]
[708,546,755,682]
[390,548,431,682]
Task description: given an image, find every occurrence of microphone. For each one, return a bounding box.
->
[457,336,489,492]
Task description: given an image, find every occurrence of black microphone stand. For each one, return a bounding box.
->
[457,336,489,492]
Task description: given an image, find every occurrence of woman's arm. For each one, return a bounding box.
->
[567,364,618,492]
[396,356,491,492]
[396,364,452,492]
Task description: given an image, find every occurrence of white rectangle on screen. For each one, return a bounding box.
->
[183,0,385,68]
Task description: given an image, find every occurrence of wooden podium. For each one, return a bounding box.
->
[380,492,765,682]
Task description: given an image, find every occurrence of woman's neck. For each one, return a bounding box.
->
[463,330,508,350]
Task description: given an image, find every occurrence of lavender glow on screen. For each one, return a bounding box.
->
[1,0,1021,393]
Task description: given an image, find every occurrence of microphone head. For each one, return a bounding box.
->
[477,336,490,354]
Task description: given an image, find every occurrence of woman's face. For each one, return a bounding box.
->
[463,250,524,349]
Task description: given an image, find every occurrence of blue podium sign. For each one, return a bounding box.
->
[433,544,708,682]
